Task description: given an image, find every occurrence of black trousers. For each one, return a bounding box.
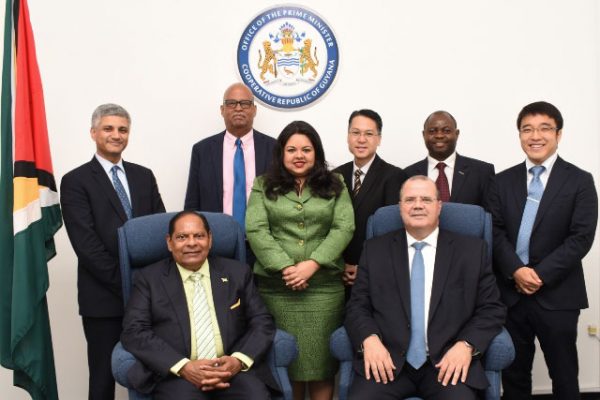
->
[502,296,580,400]
[349,362,478,400]
[153,370,271,400]
[82,316,122,400]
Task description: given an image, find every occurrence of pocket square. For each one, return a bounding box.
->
[230,298,241,310]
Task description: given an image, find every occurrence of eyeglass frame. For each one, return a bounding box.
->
[223,99,254,109]
[519,125,559,135]
[348,129,380,139]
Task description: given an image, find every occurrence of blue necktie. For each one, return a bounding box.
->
[407,241,427,369]
[232,138,246,231]
[516,166,545,265]
[111,165,132,220]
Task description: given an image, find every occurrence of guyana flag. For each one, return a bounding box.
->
[0,0,62,398]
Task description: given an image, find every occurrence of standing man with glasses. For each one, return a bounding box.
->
[184,83,276,238]
[345,176,505,400]
[333,109,407,294]
[404,110,495,208]
[488,101,597,399]
[61,103,165,400]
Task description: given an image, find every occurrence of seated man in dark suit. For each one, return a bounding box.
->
[404,111,494,207]
[333,109,407,292]
[121,211,278,399]
[346,176,505,400]
[488,101,598,399]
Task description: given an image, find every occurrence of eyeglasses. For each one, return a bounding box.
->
[401,196,437,206]
[223,100,254,109]
[519,126,558,135]
[348,130,379,139]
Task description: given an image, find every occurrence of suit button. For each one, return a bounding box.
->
[298,222,304,229]
[296,204,303,210]
[298,240,304,246]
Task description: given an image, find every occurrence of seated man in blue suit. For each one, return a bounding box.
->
[345,176,505,400]
[121,211,278,399]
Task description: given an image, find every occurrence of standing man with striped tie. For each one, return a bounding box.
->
[404,110,495,208]
[488,101,598,399]
[61,104,165,400]
[334,109,407,293]
[121,211,278,399]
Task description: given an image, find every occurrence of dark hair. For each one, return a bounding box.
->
[423,110,457,129]
[517,101,563,131]
[168,211,211,236]
[264,120,343,200]
[348,109,383,133]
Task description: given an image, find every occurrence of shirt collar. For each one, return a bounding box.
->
[176,259,211,282]
[406,227,439,250]
[427,151,457,172]
[224,130,254,147]
[95,153,125,174]
[353,154,376,176]
[525,152,558,175]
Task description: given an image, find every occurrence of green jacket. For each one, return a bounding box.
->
[246,175,355,279]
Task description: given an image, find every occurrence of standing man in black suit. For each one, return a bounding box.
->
[60,103,165,400]
[121,211,277,399]
[346,176,505,399]
[184,82,276,225]
[334,109,407,290]
[488,101,598,399]
[404,111,494,207]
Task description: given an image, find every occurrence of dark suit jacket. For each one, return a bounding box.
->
[345,229,505,390]
[184,130,276,211]
[488,156,598,310]
[60,157,165,317]
[121,256,277,394]
[404,153,495,208]
[334,155,407,265]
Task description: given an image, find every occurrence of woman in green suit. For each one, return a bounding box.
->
[246,121,354,400]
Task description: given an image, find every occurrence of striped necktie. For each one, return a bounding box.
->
[190,272,217,360]
[353,169,363,196]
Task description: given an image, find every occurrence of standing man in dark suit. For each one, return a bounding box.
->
[184,82,276,227]
[334,109,407,290]
[121,211,277,399]
[404,111,494,207]
[60,104,165,400]
[488,101,597,399]
[346,176,505,399]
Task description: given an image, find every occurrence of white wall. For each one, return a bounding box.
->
[2,0,599,398]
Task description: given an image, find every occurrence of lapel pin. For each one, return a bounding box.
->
[221,277,228,283]
[458,170,465,175]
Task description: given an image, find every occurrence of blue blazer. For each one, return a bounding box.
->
[184,130,276,211]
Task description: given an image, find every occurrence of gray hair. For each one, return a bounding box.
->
[91,103,131,128]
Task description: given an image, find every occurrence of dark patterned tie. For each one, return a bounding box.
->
[435,162,450,202]
[111,165,132,219]
[353,169,363,196]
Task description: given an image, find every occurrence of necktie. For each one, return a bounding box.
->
[111,165,132,219]
[233,138,246,231]
[515,166,545,265]
[435,162,450,202]
[407,241,427,369]
[353,169,363,196]
[190,272,217,360]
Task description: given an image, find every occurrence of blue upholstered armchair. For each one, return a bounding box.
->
[330,203,515,400]
[110,211,298,400]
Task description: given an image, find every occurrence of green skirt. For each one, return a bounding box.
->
[258,274,344,381]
